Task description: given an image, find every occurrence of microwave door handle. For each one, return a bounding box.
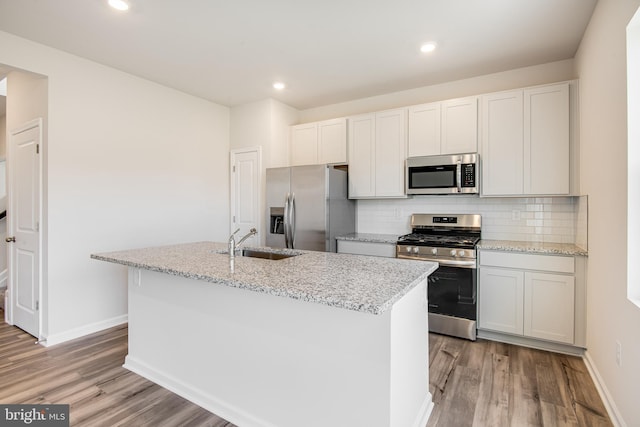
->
[456,161,462,193]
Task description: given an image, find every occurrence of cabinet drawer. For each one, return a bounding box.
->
[337,240,396,258]
[479,250,574,274]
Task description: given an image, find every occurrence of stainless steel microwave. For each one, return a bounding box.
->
[406,153,479,195]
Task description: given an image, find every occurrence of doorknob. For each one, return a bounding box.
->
[5,237,15,243]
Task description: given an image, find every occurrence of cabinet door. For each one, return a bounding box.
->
[318,118,347,164]
[408,103,441,157]
[375,109,407,197]
[524,272,575,344]
[441,97,478,155]
[290,123,318,166]
[478,267,524,335]
[524,83,570,195]
[481,90,524,196]
[347,114,376,198]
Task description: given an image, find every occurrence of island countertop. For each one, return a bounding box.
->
[91,241,437,315]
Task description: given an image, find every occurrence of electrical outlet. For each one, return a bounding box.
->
[616,341,622,367]
[512,210,521,221]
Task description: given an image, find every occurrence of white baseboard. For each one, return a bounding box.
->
[583,351,626,427]
[123,356,278,427]
[41,314,128,347]
[0,268,7,289]
[412,394,434,427]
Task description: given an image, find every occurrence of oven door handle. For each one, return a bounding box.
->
[397,254,477,268]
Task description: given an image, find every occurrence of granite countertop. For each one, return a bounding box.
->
[477,240,588,256]
[336,233,400,244]
[91,241,437,316]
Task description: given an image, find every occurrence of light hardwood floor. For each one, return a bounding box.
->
[0,310,611,426]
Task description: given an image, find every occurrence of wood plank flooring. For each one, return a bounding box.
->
[0,309,612,426]
[427,333,613,427]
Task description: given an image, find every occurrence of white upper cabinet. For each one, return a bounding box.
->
[441,97,478,155]
[290,118,347,166]
[408,97,478,157]
[375,109,407,197]
[348,109,407,199]
[407,102,441,157]
[481,90,524,196]
[524,84,570,195]
[290,123,318,166]
[348,114,376,198]
[318,118,347,164]
[481,82,571,196]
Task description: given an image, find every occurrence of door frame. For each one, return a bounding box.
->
[6,118,44,341]
[229,146,262,243]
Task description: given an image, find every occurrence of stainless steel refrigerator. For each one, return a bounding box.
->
[266,165,355,252]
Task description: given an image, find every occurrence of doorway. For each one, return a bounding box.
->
[6,119,42,339]
[230,147,262,245]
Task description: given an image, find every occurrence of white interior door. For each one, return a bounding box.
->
[230,147,261,246]
[7,119,42,339]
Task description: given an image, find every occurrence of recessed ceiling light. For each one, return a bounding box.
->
[273,82,286,90]
[108,0,129,11]
[420,42,437,53]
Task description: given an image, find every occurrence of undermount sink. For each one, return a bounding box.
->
[215,247,301,260]
[240,249,298,260]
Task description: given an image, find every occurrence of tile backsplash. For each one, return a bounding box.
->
[356,195,588,245]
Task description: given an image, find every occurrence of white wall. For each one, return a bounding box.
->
[574,0,640,425]
[0,30,230,343]
[299,59,575,123]
[230,98,299,167]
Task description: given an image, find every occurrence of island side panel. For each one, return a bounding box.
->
[390,279,433,427]
[123,268,430,427]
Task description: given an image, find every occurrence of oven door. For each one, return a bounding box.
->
[428,264,477,321]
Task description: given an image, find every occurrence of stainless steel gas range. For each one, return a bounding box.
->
[397,214,481,341]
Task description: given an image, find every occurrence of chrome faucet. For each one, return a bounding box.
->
[228,228,257,261]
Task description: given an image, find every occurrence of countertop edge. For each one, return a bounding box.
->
[477,240,588,256]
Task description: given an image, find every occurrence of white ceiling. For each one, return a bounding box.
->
[0,0,597,110]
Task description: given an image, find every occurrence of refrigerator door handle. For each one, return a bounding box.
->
[284,193,291,249]
[289,193,296,249]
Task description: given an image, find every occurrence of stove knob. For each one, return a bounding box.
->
[413,247,419,254]
[450,249,457,257]
[405,246,412,253]
[458,250,466,257]
[431,248,437,255]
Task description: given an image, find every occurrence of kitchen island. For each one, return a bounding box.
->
[92,242,437,427]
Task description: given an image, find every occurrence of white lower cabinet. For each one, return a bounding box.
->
[524,272,575,344]
[478,267,524,336]
[478,250,579,346]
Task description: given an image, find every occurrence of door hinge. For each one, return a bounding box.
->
[233,215,236,222]
[36,221,39,232]
[36,144,39,154]
[232,165,236,173]
[36,300,39,311]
